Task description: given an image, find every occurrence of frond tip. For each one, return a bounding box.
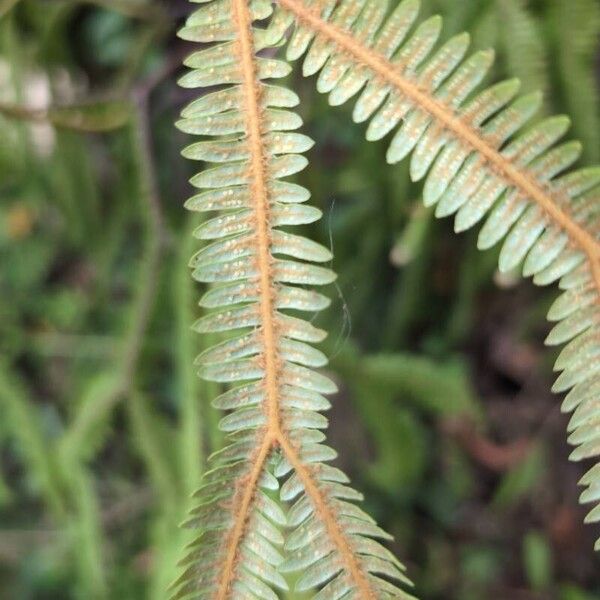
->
[174,0,416,597]
[274,0,600,552]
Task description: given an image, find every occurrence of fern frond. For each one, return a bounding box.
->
[273,0,600,550]
[174,0,417,597]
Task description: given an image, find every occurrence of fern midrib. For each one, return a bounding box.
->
[233,0,282,431]
[216,2,377,597]
[278,0,600,294]
[215,0,279,595]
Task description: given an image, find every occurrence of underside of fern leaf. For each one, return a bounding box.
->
[266,0,600,552]
[172,0,416,598]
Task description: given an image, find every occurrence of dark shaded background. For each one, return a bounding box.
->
[1,0,600,598]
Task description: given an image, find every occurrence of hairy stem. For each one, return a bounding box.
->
[233,0,282,432]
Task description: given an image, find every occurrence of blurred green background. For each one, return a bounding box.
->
[1,0,600,598]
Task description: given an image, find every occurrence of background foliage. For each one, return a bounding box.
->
[1,0,600,598]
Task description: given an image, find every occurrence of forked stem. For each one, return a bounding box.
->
[212,1,379,596]
[212,0,281,594]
